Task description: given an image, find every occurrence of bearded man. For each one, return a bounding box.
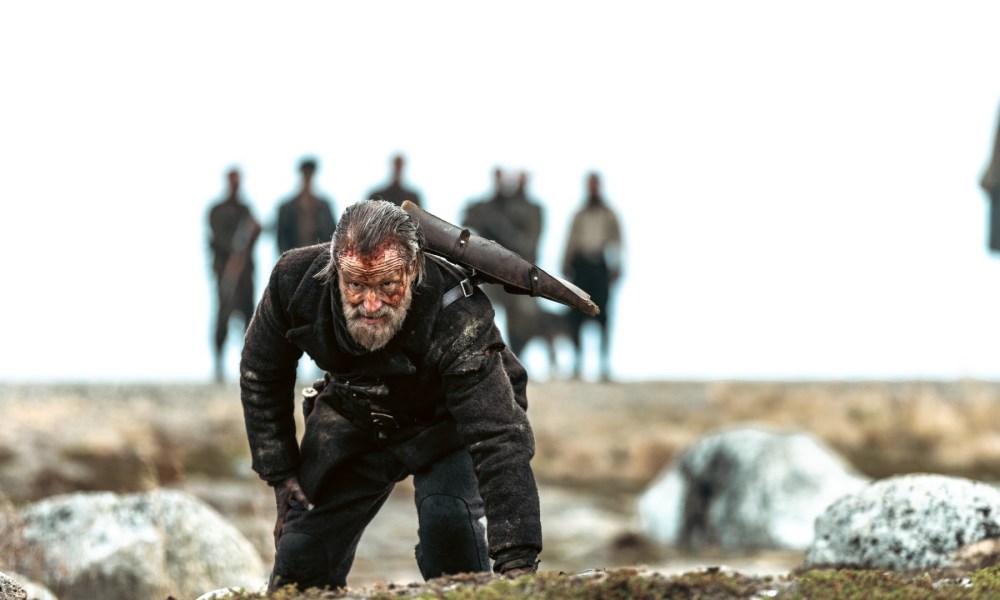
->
[240,199,542,592]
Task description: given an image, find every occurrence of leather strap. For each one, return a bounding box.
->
[442,278,474,309]
[528,266,541,296]
[451,228,471,261]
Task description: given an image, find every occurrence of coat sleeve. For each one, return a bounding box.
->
[239,255,305,483]
[435,295,542,560]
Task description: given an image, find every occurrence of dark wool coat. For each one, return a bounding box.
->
[240,243,542,559]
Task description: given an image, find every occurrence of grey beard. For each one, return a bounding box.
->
[342,288,412,352]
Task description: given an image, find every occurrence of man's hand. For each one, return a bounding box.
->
[271,476,313,548]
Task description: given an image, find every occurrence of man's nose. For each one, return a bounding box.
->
[363,289,382,312]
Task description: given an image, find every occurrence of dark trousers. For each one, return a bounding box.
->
[567,256,612,379]
[271,447,490,591]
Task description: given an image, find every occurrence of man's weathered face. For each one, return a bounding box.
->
[337,245,413,351]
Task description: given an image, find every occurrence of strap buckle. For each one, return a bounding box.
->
[442,277,476,309]
[371,410,400,431]
[371,410,401,442]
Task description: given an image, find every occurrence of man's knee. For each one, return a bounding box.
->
[419,494,479,529]
[271,532,334,591]
[415,494,489,579]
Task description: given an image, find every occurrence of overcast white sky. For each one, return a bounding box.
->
[3,1,1000,382]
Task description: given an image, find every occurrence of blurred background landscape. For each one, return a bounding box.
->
[4,2,1000,593]
[4,1,1000,383]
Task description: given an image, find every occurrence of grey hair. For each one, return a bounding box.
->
[315,199,425,285]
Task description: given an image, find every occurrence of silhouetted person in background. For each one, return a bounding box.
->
[508,171,544,263]
[367,153,422,207]
[562,172,622,381]
[277,157,337,254]
[461,168,544,358]
[464,169,542,262]
[208,167,261,383]
[981,103,1000,252]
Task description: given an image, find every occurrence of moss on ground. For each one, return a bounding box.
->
[201,564,1000,599]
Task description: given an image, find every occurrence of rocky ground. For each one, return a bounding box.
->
[1,378,999,592]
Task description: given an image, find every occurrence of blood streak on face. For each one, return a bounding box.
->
[337,245,413,351]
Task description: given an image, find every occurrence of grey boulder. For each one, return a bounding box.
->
[805,473,1000,570]
[638,425,868,550]
[13,488,266,600]
[0,573,25,600]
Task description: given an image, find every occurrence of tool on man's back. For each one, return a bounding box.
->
[401,200,600,316]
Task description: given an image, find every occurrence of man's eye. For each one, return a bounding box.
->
[349,282,364,290]
[381,281,395,289]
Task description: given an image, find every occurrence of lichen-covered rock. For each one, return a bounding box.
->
[0,573,26,600]
[3,574,57,600]
[638,425,868,550]
[805,473,1000,570]
[13,489,266,600]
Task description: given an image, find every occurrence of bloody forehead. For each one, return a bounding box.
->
[337,244,408,279]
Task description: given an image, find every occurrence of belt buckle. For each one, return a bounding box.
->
[371,410,399,431]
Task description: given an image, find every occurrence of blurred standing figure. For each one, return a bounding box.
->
[367,153,422,207]
[508,171,544,263]
[981,103,1000,252]
[462,168,507,243]
[208,167,262,383]
[277,157,337,254]
[562,172,622,382]
[461,168,544,357]
[462,168,543,262]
